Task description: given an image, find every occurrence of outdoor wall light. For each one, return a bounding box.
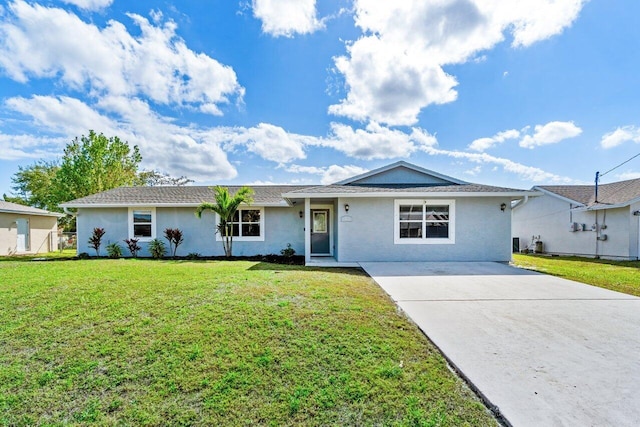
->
[634,210,640,216]
[344,204,350,212]
[500,203,507,212]
[299,210,303,218]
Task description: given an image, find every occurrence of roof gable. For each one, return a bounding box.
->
[335,161,467,186]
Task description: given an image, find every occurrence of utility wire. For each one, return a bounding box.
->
[600,151,640,177]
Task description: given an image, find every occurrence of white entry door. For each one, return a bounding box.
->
[16,218,29,252]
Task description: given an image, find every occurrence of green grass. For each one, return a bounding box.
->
[513,254,640,296]
[0,259,495,426]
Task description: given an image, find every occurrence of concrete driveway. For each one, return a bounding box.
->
[360,262,640,427]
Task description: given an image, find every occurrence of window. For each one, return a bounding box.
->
[394,199,455,244]
[217,208,264,241]
[128,208,156,241]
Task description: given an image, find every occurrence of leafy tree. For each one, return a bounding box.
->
[136,170,193,187]
[195,186,254,257]
[8,160,59,210]
[53,130,142,204]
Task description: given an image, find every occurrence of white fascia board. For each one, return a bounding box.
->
[281,191,539,199]
[0,209,64,217]
[60,201,291,208]
[532,186,584,206]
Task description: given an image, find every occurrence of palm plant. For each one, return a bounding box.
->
[195,186,254,257]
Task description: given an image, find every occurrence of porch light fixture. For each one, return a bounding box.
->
[634,210,640,216]
[344,204,350,212]
[299,210,303,218]
[500,203,507,212]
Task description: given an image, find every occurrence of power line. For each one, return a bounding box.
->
[600,151,640,177]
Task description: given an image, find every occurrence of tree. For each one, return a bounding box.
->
[8,160,59,210]
[136,170,194,187]
[53,130,142,204]
[195,186,254,257]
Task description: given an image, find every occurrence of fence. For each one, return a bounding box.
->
[57,231,77,252]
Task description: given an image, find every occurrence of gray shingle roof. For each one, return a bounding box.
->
[285,183,528,195]
[0,200,63,217]
[538,178,640,207]
[61,185,314,207]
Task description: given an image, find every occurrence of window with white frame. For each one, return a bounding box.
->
[128,208,156,241]
[217,208,264,241]
[394,199,455,244]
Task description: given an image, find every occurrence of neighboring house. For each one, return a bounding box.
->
[60,161,534,265]
[0,200,62,256]
[512,178,640,260]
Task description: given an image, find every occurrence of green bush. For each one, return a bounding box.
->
[106,242,123,258]
[148,238,166,259]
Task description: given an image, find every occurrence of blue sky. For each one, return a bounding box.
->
[1,0,640,196]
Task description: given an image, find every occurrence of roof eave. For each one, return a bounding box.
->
[0,209,64,217]
[60,201,291,209]
[281,191,539,198]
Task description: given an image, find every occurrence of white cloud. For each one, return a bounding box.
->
[0,1,243,114]
[422,146,578,184]
[315,122,438,160]
[330,0,587,125]
[5,95,238,181]
[616,171,640,181]
[226,123,308,163]
[252,0,323,37]
[601,126,640,149]
[469,129,520,152]
[0,133,66,160]
[61,0,113,11]
[519,121,582,149]
[287,164,368,184]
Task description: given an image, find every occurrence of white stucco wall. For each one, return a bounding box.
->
[335,196,513,262]
[512,194,637,259]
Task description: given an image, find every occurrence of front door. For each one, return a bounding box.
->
[16,218,29,252]
[311,209,331,255]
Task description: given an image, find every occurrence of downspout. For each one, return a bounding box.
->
[63,207,77,217]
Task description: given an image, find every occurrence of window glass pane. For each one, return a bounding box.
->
[425,206,449,221]
[399,205,422,221]
[133,211,152,223]
[313,212,327,233]
[242,224,261,236]
[134,224,152,237]
[426,223,449,238]
[232,210,240,222]
[399,222,422,238]
[242,209,260,223]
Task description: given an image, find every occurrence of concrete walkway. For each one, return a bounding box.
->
[360,262,640,427]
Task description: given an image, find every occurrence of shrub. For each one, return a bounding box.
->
[77,252,90,259]
[164,228,184,257]
[148,238,166,259]
[124,238,141,258]
[87,228,106,256]
[186,252,201,260]
[280,243,296,258]
[106,242,123,258]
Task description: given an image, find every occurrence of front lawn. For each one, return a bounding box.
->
[0,259,495,426]
[513,254,640,296]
